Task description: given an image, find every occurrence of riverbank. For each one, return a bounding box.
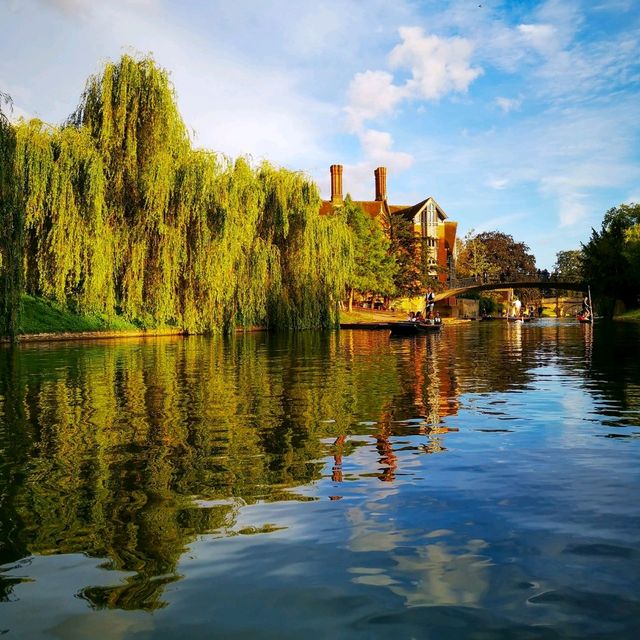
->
[9,297,636,345]
[339,308,476,326]
[616,308,640,322]
[1,295,182,343]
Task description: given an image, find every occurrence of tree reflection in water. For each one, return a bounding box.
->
[1,320,638,612]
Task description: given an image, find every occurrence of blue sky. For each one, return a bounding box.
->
[1,0,639,269]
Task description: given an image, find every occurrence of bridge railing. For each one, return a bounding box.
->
[445,272,572,289]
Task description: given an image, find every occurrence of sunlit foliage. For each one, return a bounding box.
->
[1,55,352,334]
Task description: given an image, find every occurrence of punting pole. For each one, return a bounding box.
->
[588,284,593,324]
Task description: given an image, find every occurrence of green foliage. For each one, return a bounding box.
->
[456,229,496,279]
[553,249,584,281]
[19,294,138,334]
[343,196,397,299]
[458,229,538,303]
[467,230,536,279]
[1,55,353,335]
[582,203,640,311]
[0,94,22,339]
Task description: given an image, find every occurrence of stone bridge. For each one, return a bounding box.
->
[435,277,588,302]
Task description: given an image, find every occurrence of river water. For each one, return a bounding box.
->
[1,320,639,639]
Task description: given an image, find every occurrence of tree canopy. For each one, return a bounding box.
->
[0,55,354,336]
[582,203,640,311]
[457,230,536,280]
[553,250,583,281]
[342,196,397,307]
[387,213,432,297]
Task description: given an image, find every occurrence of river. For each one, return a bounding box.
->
[1,319,639,638]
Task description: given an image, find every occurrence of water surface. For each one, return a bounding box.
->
[1,320,639,638]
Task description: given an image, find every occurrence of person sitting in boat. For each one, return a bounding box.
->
[415,311,424,323]
[434,312,442,325]
[407,311,416,322]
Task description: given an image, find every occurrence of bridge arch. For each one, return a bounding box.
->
[435,279,588,302]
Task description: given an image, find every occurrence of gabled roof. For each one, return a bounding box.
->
[320,196,448,223]
[393,196,448,222]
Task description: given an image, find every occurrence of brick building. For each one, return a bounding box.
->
[320,164,458,284]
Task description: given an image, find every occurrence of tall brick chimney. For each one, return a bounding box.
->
[330,164,343,204]
[374,167,387,201]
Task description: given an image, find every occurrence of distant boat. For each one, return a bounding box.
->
[506,316,533,323]
[387,321,443,336]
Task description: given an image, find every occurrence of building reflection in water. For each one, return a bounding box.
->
[329,329,461,490]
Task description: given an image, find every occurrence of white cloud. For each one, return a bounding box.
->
[345,70,407,132]
[345,27,482,131]
[343,25,481,184]
[517,23,559,55]
[626,193,640,205]
[389,27,483,101]
[474,212,528,233]
[487,178,509,190]
[494,97,521,114]
[38,0,155,16]
[359,128,413,171]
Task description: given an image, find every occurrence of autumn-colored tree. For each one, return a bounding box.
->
[455,229,497,279]
[387,213,430,297]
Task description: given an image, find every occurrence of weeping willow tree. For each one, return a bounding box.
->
[2,55,352,334]
[0,91,22,338]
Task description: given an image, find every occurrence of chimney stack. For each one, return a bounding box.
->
[374,167,387,201]
[330,164,343,204]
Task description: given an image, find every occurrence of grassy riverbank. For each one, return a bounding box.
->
[615,308,640,322]
[15,298,635,340]
[339,308,405,324]
[19,295,141,334]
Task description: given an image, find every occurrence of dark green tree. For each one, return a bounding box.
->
[582,203,640,313]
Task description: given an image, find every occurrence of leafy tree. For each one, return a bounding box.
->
[387,212,430,297]
[1,56,354,334]
[582,203,640,312]
[553,250,583,280]
[342,196,397,311]
[474,231,536,279]
[457,230,538,304]
[0,90,22,339]
[0,90,12,125]
[455,229,496,279]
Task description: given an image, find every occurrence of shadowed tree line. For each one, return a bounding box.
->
[553,204,640,315]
